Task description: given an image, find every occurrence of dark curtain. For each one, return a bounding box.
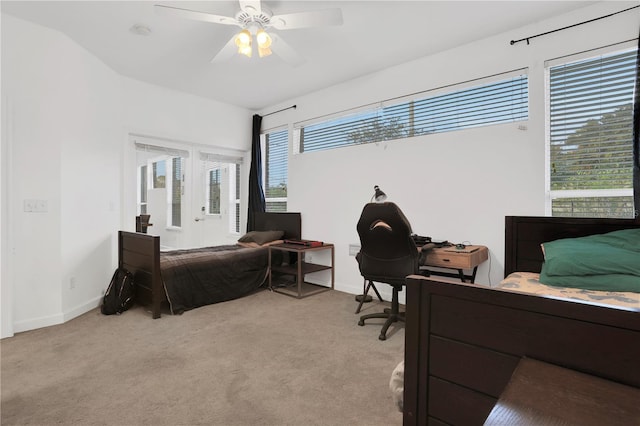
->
[247,114,266,231]
[633,29,640,218]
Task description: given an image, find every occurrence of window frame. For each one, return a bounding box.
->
[545,42,637,218]
[166,157,183,229]
[205,166,222,216]
[261,126,288,213]
[229,163,241,234]
[293,69,529,154]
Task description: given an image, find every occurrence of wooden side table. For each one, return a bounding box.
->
[268,243,335,298]
[420,245,488,283]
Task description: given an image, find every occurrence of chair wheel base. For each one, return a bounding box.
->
[378,334,387,341]
[355,294,373,303]
[358,319,365,326]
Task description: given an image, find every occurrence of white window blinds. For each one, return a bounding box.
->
[263,128,288,212]
[548,47,636,218]
[294,70,528,153]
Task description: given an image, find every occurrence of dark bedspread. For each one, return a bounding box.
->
[160,244,277,314]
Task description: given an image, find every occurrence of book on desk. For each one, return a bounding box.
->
[283,239,324,247]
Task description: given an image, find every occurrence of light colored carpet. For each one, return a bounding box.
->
[1,289,405,425]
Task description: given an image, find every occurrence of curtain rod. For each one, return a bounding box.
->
[510,5,640,46]
[262,105,297,117]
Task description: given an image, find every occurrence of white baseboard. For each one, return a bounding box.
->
[12,296,102,334]
[63,296,102,323]
[13,312,64,334]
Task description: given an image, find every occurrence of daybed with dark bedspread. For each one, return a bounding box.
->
[119,212,301,318]
[403,215,640,425]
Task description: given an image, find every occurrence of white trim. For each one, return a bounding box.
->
[544,39,637,68]
[1,96,14,338]
[543,63,552,216]
[130,132,245,158]
[550,188,633,199]
[13,296,102,334]
[63,296,102,323]
[13,313,64,334]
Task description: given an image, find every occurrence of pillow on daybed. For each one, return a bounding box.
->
[540,228,640,293]
[238,230,284,246]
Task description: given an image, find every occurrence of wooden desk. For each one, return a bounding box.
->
[485,358,640,425]
[420,245,488,283]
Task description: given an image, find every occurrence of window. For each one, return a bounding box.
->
[294,71,528,153]
[139,165,148,214]
[135,141,189,229]
[262,128,288,212]
[199,152,243,234]
[233,164,241,233]
[168,157,183,227]
[547,47,636,218]
[207,168,221,215]
[152,161,166,188]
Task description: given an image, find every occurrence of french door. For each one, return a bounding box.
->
[132,135,245,249]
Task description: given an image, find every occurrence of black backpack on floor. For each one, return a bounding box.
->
[101,268,135,315]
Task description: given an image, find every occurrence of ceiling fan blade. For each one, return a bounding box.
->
[211,35,240,64]
[238,0,262,15]
[154,5,238,26]
[270,34,305,67]
[270,8,343,30]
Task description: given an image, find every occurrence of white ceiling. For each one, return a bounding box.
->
[2,1,596,111]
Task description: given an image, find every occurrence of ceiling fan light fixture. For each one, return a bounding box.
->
[235,29,251,47]
[258,46,272,58]
[256,29,272,49]
[238,43,252,58]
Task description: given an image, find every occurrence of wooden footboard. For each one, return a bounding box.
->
[403,277,640,425]
[118,231,165,318]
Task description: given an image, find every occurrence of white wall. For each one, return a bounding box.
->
[260,1,640,300]
[1,14,123,334]
[1,14,252,336]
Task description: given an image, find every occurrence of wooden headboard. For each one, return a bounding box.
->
[504,215,640,276]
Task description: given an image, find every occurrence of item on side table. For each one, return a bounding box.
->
[283,239,323,247]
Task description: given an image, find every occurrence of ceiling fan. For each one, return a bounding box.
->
[155,1,343,66]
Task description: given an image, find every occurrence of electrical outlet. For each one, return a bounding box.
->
[349,244,361,256]
[69,277,76,290]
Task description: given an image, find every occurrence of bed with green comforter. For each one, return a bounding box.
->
[500,228,640,310]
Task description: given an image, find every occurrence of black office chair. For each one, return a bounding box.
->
[355,202,419,340]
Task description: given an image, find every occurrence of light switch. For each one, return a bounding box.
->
[35,200,48,212]
[23,199,35,212]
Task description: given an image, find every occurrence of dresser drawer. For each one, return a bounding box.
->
[424,246,488,270]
